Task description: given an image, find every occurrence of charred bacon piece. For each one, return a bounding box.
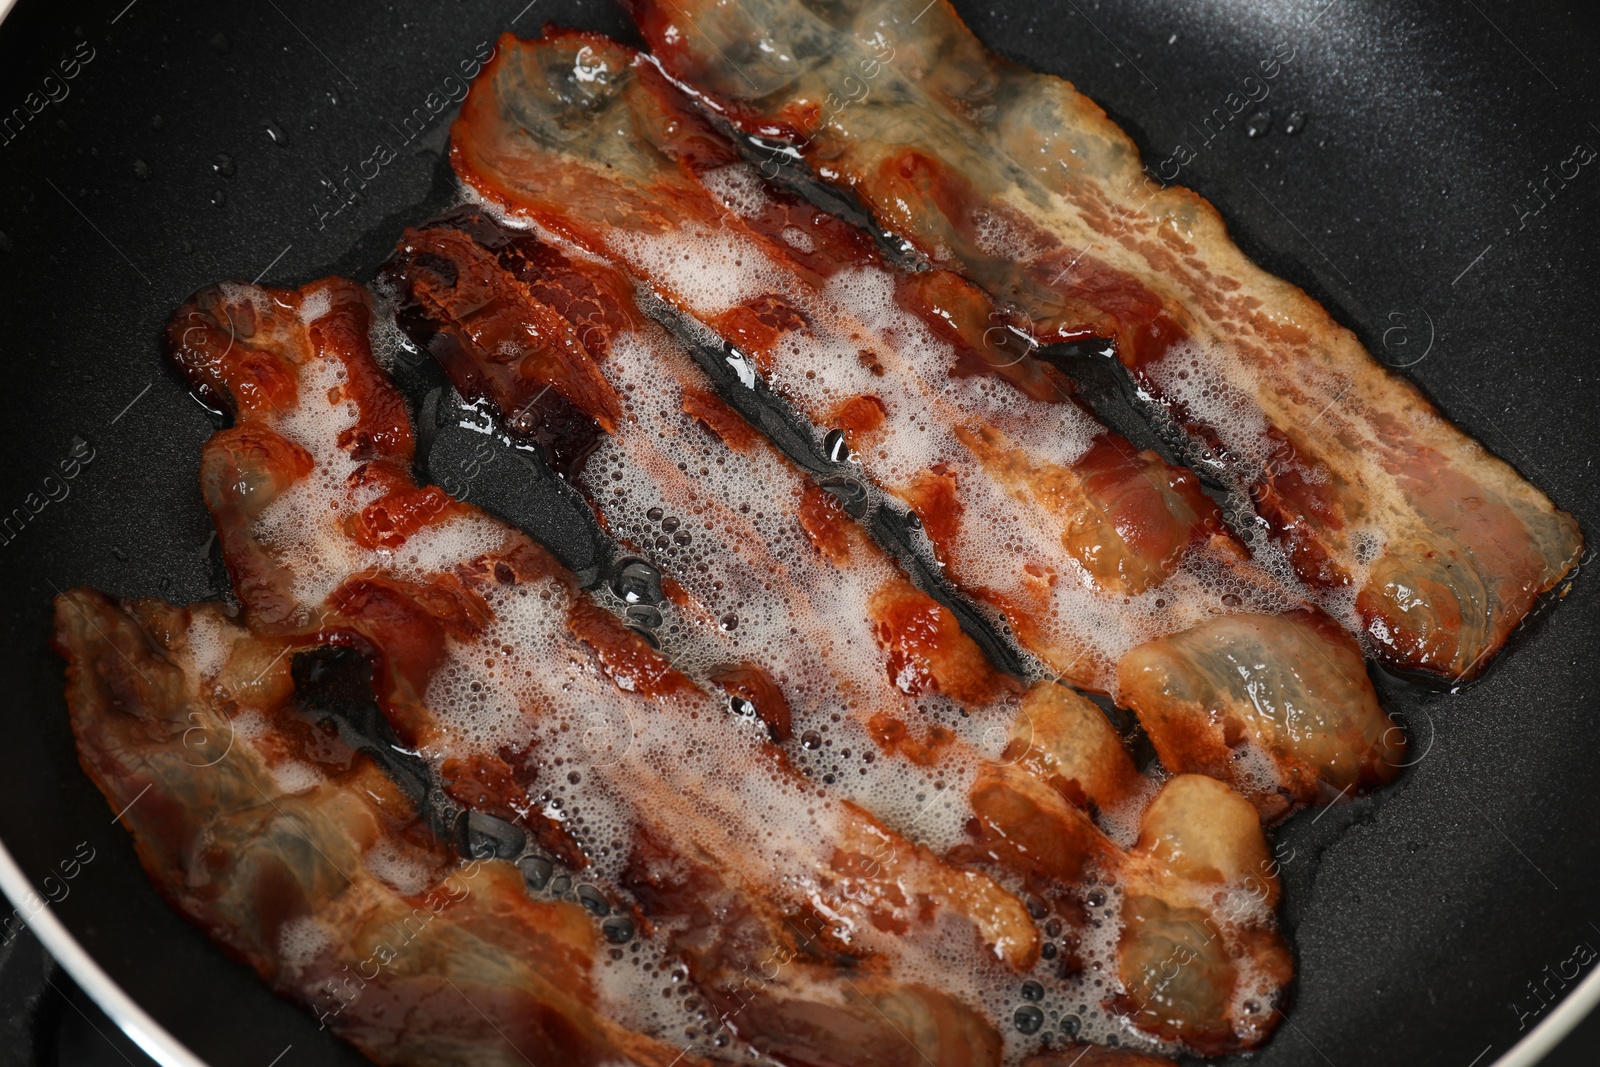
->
[444,31,1402,818]
[51,589,706,1067]
[625,0,1583,681]
[164,275,1059,1067]
[385,210,1290,1055]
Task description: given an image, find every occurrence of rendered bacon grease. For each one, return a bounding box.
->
[52,590,706,1067]
[446,30,1404,818]
[384,207,1292,1054]
[626,0,1582,681]
[58,4,1583,1062]
[42,274,1288,1064]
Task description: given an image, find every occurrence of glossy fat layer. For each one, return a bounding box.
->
[384,214,1293,1055]
[446,31,1402,817]
[626,0,1582,681]
[387,210,1060,846]
[51,590,703,1067]
[168,276,1075,1064]
[170,274,1291,1062]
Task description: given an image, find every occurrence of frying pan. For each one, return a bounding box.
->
[0,0,1596,1064]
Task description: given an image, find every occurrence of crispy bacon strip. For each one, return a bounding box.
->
[51,589,703,1067]
[385,211,1290,1054]
[166,275,1061,1067]
[626,0,1583,680]
[445,31,1403,818]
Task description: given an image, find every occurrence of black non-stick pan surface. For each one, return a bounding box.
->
[1,1,1596,1065]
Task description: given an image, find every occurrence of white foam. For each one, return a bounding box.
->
[364,839,434,895]
[269,759,322,795]
[701,162,773,221]
[780,225,815,252]
[564,202,1320,699]
[185,608,242,680]
[297,287,334,325]
[215,266,1288,1060]
[231,708,269,742]
[276,915,334,971]
[610,224,766,314]
[219,281,1057,1048]
[586,328,1003,852]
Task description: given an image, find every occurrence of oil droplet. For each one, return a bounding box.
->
[824,428,850,463]
[718,612,739,632]
[132,158,150,181]
[800,730,822,749]
[576,884,610,915]
[516,854,552,890]
[1221,592,1243,607]
[1284,110,1307,135]
[211,153,236,177]
[1014,1005,1044,1035]
[1020,981,1043,1002]
[819,474,867,508]
[612,558,662,605]
[210,189,227,207]
[626,603,663,629]
[265,119,288,146]
[1245,112,1272,138]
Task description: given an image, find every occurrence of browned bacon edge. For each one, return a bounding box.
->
[622,0,1582,683]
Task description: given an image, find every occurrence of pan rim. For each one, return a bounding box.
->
[5,824,1598,1067]
[1495,968,1600,1067]
[0,836,207,1067]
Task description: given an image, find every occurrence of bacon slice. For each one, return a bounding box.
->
[384,211,1290,1054]
[165,275,1064,1066]
[445,31,1402,817]
[387,214,1120,867]
[51,589,703,1067]
[1112,776,1289,1053]
[386,210,1100,814]
[625,0,1583,681]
